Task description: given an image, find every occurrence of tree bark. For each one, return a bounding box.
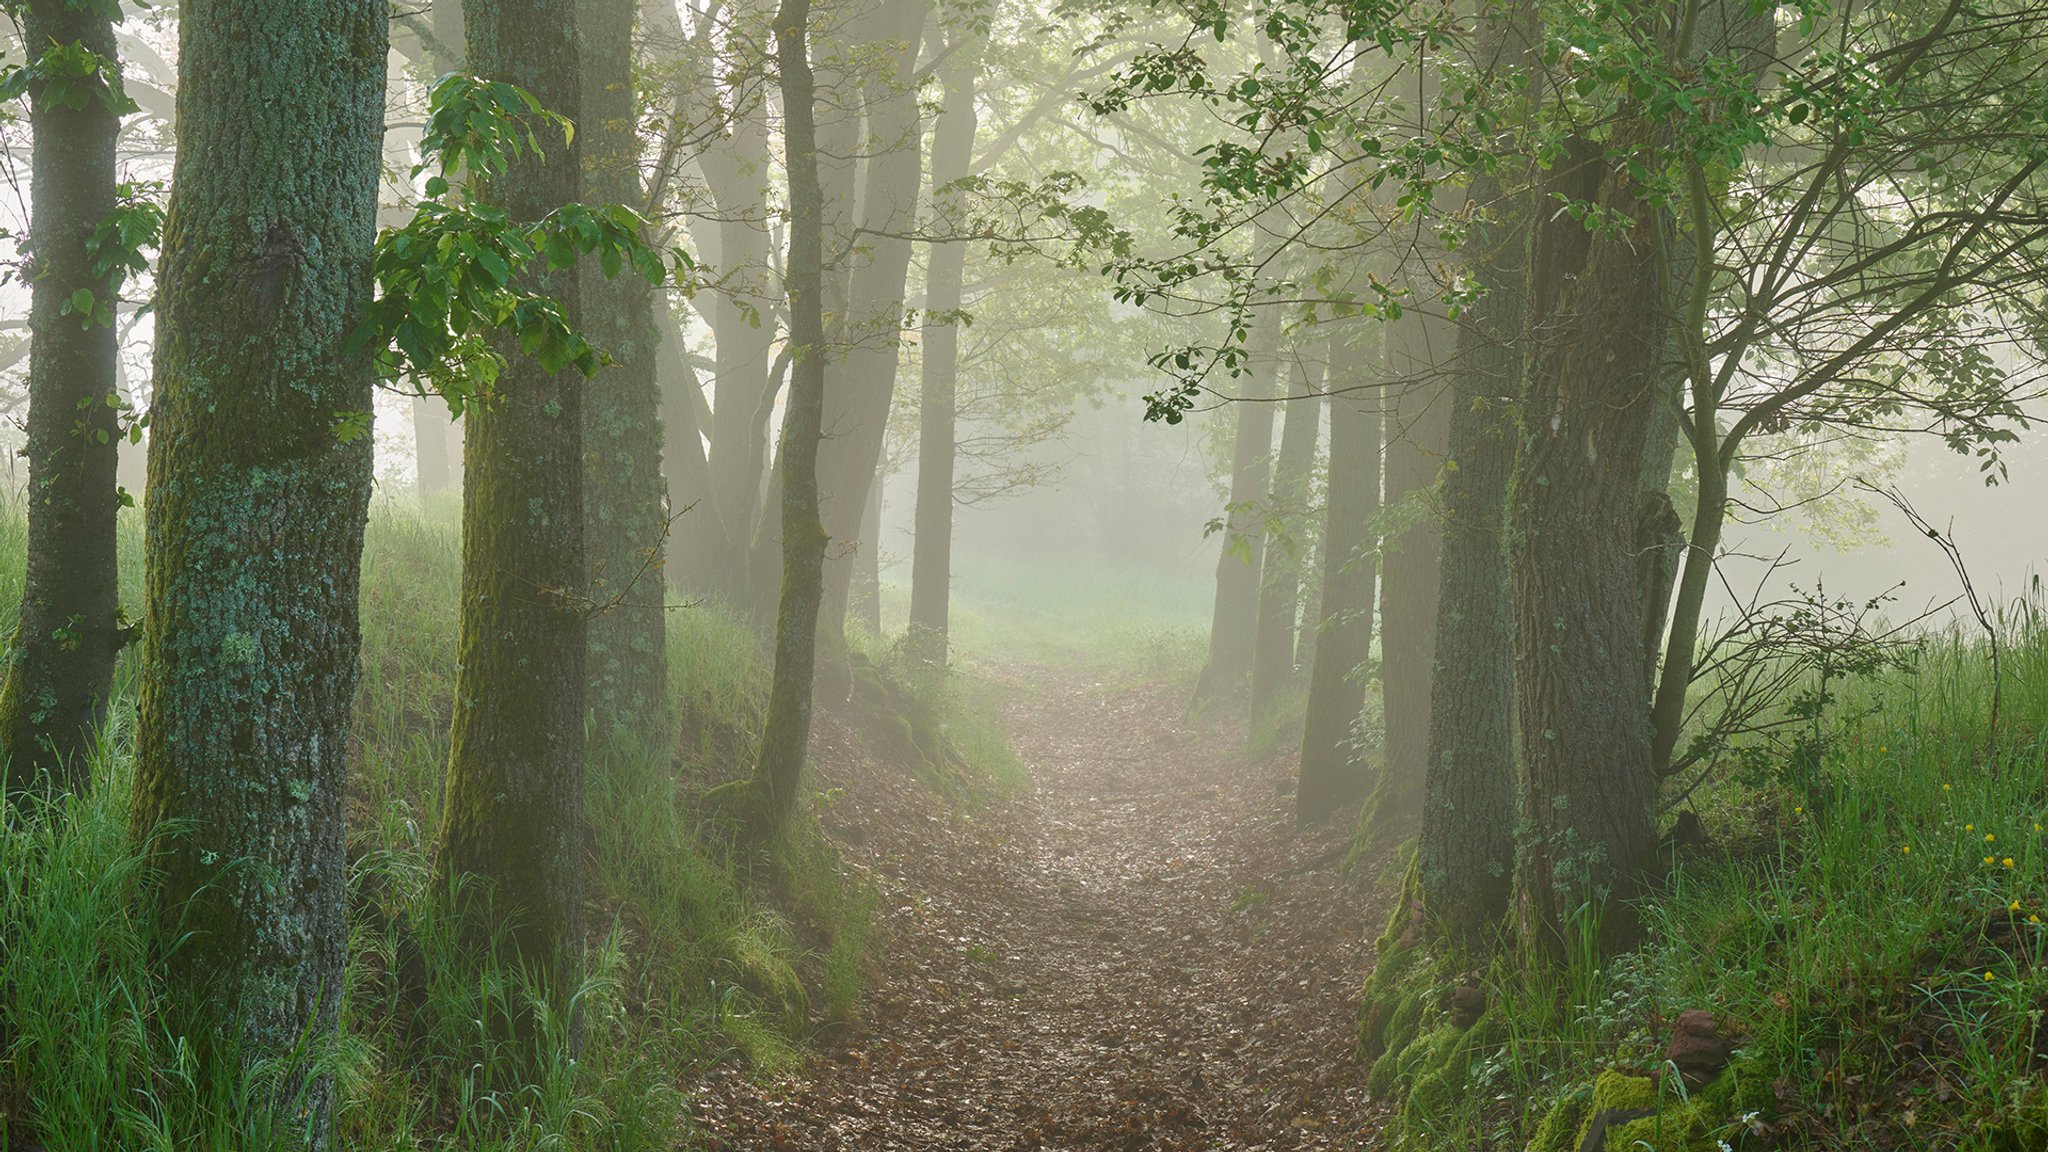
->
[906,22,984,664]
[0,0,124,800]
[129,0,385,1137]
[580,0,670,745]
[1510,134,1666,960]
[435,0,588,1001]
[1296,333,1381,827]
[1364,312,1448,840]
[1192,324,1281,706]
[1418,138,1528,945]
[750,0,830,838]
[1249,352,1323,720]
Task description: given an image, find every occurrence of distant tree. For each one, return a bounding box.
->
[906,15,988,663]
[1363,311,1447,841]
[1191,317,1280,706]
[1249,349,1322,720]
[128,0,387,1136]
[1296,331,1380,826]
[580,0,670,745]
[815,0,932,681]
[0,0,137,799]
[749,0,830,839]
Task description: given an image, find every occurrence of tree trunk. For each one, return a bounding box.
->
[1192,325,1281,706]
[129,0,385,1137]
[1296,333,1380,827]
[435,0,587,1001]
[699,103,779,601]
[906,22,983,664]
[1510,134,1666,961]
[412,396,456,492]
[1249,352,1322,721]
[0,0,123,800]
[1418,137,1528,945]
[850,458,884,635]
[580,0,670,745]
[1363,313,1448,840]
[750,0,830,838]
[815,0,931,683]
[655,290,719,589]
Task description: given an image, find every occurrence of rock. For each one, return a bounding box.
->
[1447,983,1486,1030]
[1664,1008,1735,1089]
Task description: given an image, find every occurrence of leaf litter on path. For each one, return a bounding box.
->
[694,671,1396,1150]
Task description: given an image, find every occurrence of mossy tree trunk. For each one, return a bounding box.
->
[129,0,386,1138]
[435,0,588,1000]
[1510,133,1666,960]
[1296,332,1381,827]
[906,21,984,664]
[750,0,829,839]
[1192,324,1280,707]
[1,0,125,801]
[1249,353,1323,721]
[1418,73,1530,941]
[580,0,670,746]
[1364,313,1448,840]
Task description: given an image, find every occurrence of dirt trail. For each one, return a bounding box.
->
[694,671,1394,1150]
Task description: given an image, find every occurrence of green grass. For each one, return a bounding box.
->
[0,496,884,1150]
[1383,609,2048,1151]
[878,551,1209,683]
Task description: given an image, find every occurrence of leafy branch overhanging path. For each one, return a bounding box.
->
[697,673,1396,1150]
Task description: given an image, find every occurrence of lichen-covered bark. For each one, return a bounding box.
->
[580,0,669,745]
[751,0,829,837]
[128,0,386,1138]
[435,0,587,997]
[1192,326,1280,706]
[1249,357,1322,720]
[1296,334,1380,827]
[0,0,124,800]
[1510,134,1665,960]
[906,23,983,664]
[1365,312,1448,840]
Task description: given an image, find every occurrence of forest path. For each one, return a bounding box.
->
[693,670,1394,1150]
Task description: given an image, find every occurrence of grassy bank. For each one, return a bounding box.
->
[1374,613,2048,1151]
[0,497,1009,1150]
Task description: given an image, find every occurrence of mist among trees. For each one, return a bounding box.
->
[3,0,2048,1147]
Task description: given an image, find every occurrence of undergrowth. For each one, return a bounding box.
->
[1371,608,2048,1151]
[0,495,1006,1149]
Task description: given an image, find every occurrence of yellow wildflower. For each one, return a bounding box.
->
[2004,858,2015,868]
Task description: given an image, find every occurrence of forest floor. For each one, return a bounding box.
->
[693,669,1396,1151]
